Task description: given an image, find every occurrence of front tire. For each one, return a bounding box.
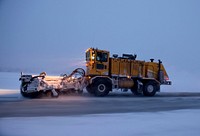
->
[143,81,159,96]
[93,80,111,97]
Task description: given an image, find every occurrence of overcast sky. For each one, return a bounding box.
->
[0,0,200,91]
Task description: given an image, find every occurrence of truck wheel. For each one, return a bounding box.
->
[20,84,29,98]
[93,80,111,97]
[20,83,40,98]
[143,81,158,96]
[86,85,94,94]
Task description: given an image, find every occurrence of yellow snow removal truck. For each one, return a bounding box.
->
[85,48,171,96]
[20,48,171,98]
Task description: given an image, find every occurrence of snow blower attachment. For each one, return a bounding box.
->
[19,68,87,98]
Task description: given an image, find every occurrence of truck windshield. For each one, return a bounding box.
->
[96,52,108,62]
[86,51,90,61]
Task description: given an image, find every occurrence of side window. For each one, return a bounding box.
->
[96,52,101,61]
[102,53,108,62]
[96,52,108,62]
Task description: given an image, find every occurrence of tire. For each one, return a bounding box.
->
[20,83,40,98]
[93,80,111,97]
[20,82,41,98]
[143,81,158,96]
[86,85,94,94]
[20,83,29,98]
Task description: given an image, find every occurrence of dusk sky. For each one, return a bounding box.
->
[0,0,200,91]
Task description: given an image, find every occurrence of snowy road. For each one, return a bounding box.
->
[1,91,200,117]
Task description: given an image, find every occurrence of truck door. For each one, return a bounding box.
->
[95,51,109,75]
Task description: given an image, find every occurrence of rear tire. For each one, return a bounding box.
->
[93,80,111,97]
[143,81,158,96]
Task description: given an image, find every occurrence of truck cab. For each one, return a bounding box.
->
[85,48,110,76]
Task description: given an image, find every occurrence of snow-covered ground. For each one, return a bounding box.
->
[1,72,200,136]
[0,72,20,91]
[0,72,21,99]
[0,110,200,136]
